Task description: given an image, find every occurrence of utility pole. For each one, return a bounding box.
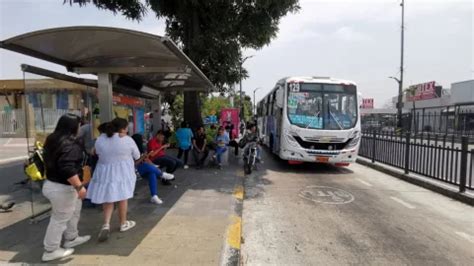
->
[397,0,405,130]
[239,55,254,120]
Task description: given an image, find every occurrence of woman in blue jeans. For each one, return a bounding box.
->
[132,134,174,204]
[212,126,230,169]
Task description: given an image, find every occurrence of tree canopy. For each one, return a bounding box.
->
[66,0,299,125]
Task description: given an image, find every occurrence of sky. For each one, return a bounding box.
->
[0,0,472,107]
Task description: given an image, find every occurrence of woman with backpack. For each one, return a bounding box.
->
[42,114,91,262]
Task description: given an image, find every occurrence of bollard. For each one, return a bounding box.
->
[404,132,410,174]
[372,131,376,163]
[459,136,468,193]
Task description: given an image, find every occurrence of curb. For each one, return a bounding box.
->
[356,158,474,206]
[221,170,245,266]
[0,156,28,167]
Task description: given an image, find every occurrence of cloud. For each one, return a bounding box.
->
[333,26,372,42]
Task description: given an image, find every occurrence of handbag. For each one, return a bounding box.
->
[24,141,46,181]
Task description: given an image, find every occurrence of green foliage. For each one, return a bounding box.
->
[66,0,300,91]
[169,93,184,128]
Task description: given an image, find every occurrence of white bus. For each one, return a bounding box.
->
[256,76,361,166]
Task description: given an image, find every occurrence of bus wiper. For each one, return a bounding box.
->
[305,111,321,129]
[329,109,344,130]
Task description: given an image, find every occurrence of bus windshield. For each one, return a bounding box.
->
[287,83,358,130]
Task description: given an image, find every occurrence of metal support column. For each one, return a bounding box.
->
[151,94,162,135]
[97,73,113,123]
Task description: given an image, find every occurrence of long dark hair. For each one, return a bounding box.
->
[44,113,81,166]
[131,134,144,154]
[104,118,128,137]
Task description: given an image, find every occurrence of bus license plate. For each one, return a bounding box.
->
[316,156,329,163]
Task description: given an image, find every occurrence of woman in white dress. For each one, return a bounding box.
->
[87,118,140,242]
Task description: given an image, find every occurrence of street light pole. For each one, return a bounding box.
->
[239,55,254,120]
[253,87,261,116]
[397,0,405,130]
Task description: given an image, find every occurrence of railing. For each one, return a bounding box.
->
[0,108,80,137]
[359,131,473,192]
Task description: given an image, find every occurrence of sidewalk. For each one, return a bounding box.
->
[0,152,244,264]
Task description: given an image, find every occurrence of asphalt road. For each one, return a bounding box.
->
[241,150,474,265]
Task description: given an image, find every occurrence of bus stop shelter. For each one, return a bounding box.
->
[0,26,214,220]
[0,26,214,124]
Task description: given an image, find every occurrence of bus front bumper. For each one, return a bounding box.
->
[280,146,358,164]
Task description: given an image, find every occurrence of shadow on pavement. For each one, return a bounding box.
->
[243,148,354,200]
[0,150,242,263]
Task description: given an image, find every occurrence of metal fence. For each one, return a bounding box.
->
[361,103,474,139]
[0,109,26,137]
[359,131,474,191]
[0,108,79,137]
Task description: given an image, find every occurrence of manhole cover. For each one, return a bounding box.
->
[299,186,354,204]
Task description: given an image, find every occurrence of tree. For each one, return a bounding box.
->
[66,0,300,127]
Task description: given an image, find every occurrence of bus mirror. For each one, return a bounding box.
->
[276,88,284,108]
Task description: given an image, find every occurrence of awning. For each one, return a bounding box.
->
[0,26,214,94]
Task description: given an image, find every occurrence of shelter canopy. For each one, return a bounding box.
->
[0,26,214,93]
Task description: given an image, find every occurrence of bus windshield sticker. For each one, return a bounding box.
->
[289,114,323,129]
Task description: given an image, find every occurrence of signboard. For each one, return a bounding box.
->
[113,94,145,107]
[406,81,439,102]
[220,108,240,138]
[361,98,374,109]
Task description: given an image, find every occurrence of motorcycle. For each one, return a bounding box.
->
[241,135,264,175]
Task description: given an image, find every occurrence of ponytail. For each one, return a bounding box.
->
[104,122,115,138]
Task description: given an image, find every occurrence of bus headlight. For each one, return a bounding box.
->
[345,136,360,149]
[284,130,299,147]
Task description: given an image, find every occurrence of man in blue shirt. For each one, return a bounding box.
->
[175,121,194,169]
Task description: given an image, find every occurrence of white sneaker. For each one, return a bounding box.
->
[162,172,174,180]
[63,235,91,248]
[120,220,136,232]
[150,195,163,205]
[42,248,74,262]
[184,165,189,169]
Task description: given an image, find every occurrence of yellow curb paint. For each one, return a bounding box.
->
[227,215,242,250]
[234,185,244,200]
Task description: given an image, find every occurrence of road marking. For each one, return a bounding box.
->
[233,185,244,200]
[390,196,416,209]
[355,178,373,187]
[226,215,242,249]
[455,231,474,243]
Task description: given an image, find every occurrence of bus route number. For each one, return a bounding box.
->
[289,82,300,92]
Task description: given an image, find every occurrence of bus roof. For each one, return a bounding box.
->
[278,76,356,86]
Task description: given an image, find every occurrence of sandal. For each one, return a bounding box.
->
[98,224,110,242]
[120,220,136,232]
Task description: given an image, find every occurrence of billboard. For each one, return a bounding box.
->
[406,81,440,101]
[220,108,240,138]
[361,98,374,109]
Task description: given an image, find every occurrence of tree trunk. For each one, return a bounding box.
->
[183,6,203,128]
[184,91,202,127]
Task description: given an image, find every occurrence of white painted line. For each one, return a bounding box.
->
[0,156,28,166]
[455,231,474,243]
[390,196,416,209]
[356,178,373,187]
